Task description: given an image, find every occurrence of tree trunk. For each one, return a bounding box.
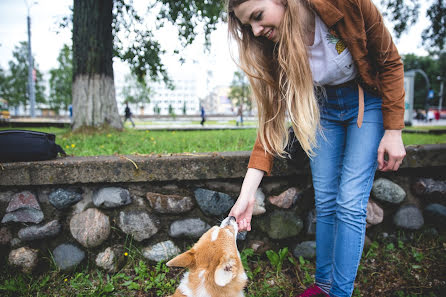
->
[72,0,122,130]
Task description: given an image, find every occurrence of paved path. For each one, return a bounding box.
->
[135,124,256,131]
[3,117,446,131]
[410,119,446,126]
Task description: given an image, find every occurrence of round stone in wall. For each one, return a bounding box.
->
[0,227,12,246]
[366,200,384,226]
[18,220,61,241]
[70,208,110,248]
[293,241,316,260]
[306,209,317,235]
[8,247,38,273]
[372,178,406,204]
[252,188,266,216]
[393,205,424,230]
[10,238,21,248]
[268,187,301,209]
[194,188,235,216]
[118,209,159,242]
[169,218,211,239]
[142,240,181,262]
[257,210,303,240]
[1,209,44,224]
[6,191,40,212]
[424,203,446,227]
[53,243,85,271]
[48,188,83,209]
[93,187,132,209]
[1,191,44,224]
[146,192,194,214]
[95,245,126,273]
[237,231,247,241]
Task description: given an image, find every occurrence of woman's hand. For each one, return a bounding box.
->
[377,129,406,171]
[229,196,255,231]
[229,168,264,231]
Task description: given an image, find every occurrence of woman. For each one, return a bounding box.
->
[226,0,406,296]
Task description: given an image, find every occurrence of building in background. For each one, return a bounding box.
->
[201,86,234,115]
[147,75,200,116]
[116,70,201,116]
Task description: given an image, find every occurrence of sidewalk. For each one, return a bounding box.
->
[3,116,446,131]
[135,124,256,131]
[410,119,446,127]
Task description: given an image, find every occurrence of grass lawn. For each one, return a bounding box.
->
[1,126,445,157]
[0,229,444,297]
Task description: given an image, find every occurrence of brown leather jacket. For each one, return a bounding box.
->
[248,0,406,175]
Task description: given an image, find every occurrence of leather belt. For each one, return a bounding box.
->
[357,84,364,128]
[326,79,364,128]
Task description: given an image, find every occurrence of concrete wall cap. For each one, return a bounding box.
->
[1,144,445,186]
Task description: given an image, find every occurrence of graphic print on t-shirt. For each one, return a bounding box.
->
[308,14,357,85]
[326,33,346,55]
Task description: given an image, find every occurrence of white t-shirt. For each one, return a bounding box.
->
[307,14,358,86]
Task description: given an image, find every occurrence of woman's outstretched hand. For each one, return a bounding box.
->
[229,196,255,232]
[377,129,406,171]
[228,168,264,232]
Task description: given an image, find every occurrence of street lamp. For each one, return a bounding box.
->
[405,69,431,123]
[24,0,38,117]
[437,76,444,113]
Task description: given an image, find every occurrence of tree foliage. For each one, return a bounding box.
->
[2,42,46,110]
[380,0,445,54]
[153,103,161,115]
[422,0,446,53]
[380,0,420,39]
[121,74,152,107]
[112,0,225,85]
[0,66,6,99]
[157,0,225,47]
[228,71,252,111]
[112,1,168,85]
[48,44,72,114]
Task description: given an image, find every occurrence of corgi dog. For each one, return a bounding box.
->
[166,216,247,297]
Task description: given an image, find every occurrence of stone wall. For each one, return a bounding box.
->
[1,144,445,274]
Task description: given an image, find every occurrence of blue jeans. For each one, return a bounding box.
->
[310,85,384,297]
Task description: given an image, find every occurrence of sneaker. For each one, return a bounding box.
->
[297,284,329,297]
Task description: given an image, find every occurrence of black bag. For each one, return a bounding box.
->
[284,126,308,166]
[0,130,66,162]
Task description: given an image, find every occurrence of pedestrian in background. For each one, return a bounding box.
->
[124,102,135,128]
[236,104,244,126]
[68,104,73,122]
[200,105,206,126]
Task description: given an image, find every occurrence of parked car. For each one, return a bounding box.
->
[0,98,10,121]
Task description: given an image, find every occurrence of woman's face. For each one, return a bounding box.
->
[233,0,286,42]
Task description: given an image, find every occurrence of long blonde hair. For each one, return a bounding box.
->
[226,0,320,157]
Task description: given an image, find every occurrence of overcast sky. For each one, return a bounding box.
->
[0,0,433,98]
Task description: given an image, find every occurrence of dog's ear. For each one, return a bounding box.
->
[166,250,195,268]
[214,256,237,287]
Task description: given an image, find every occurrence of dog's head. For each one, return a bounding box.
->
[167,216,246,291]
